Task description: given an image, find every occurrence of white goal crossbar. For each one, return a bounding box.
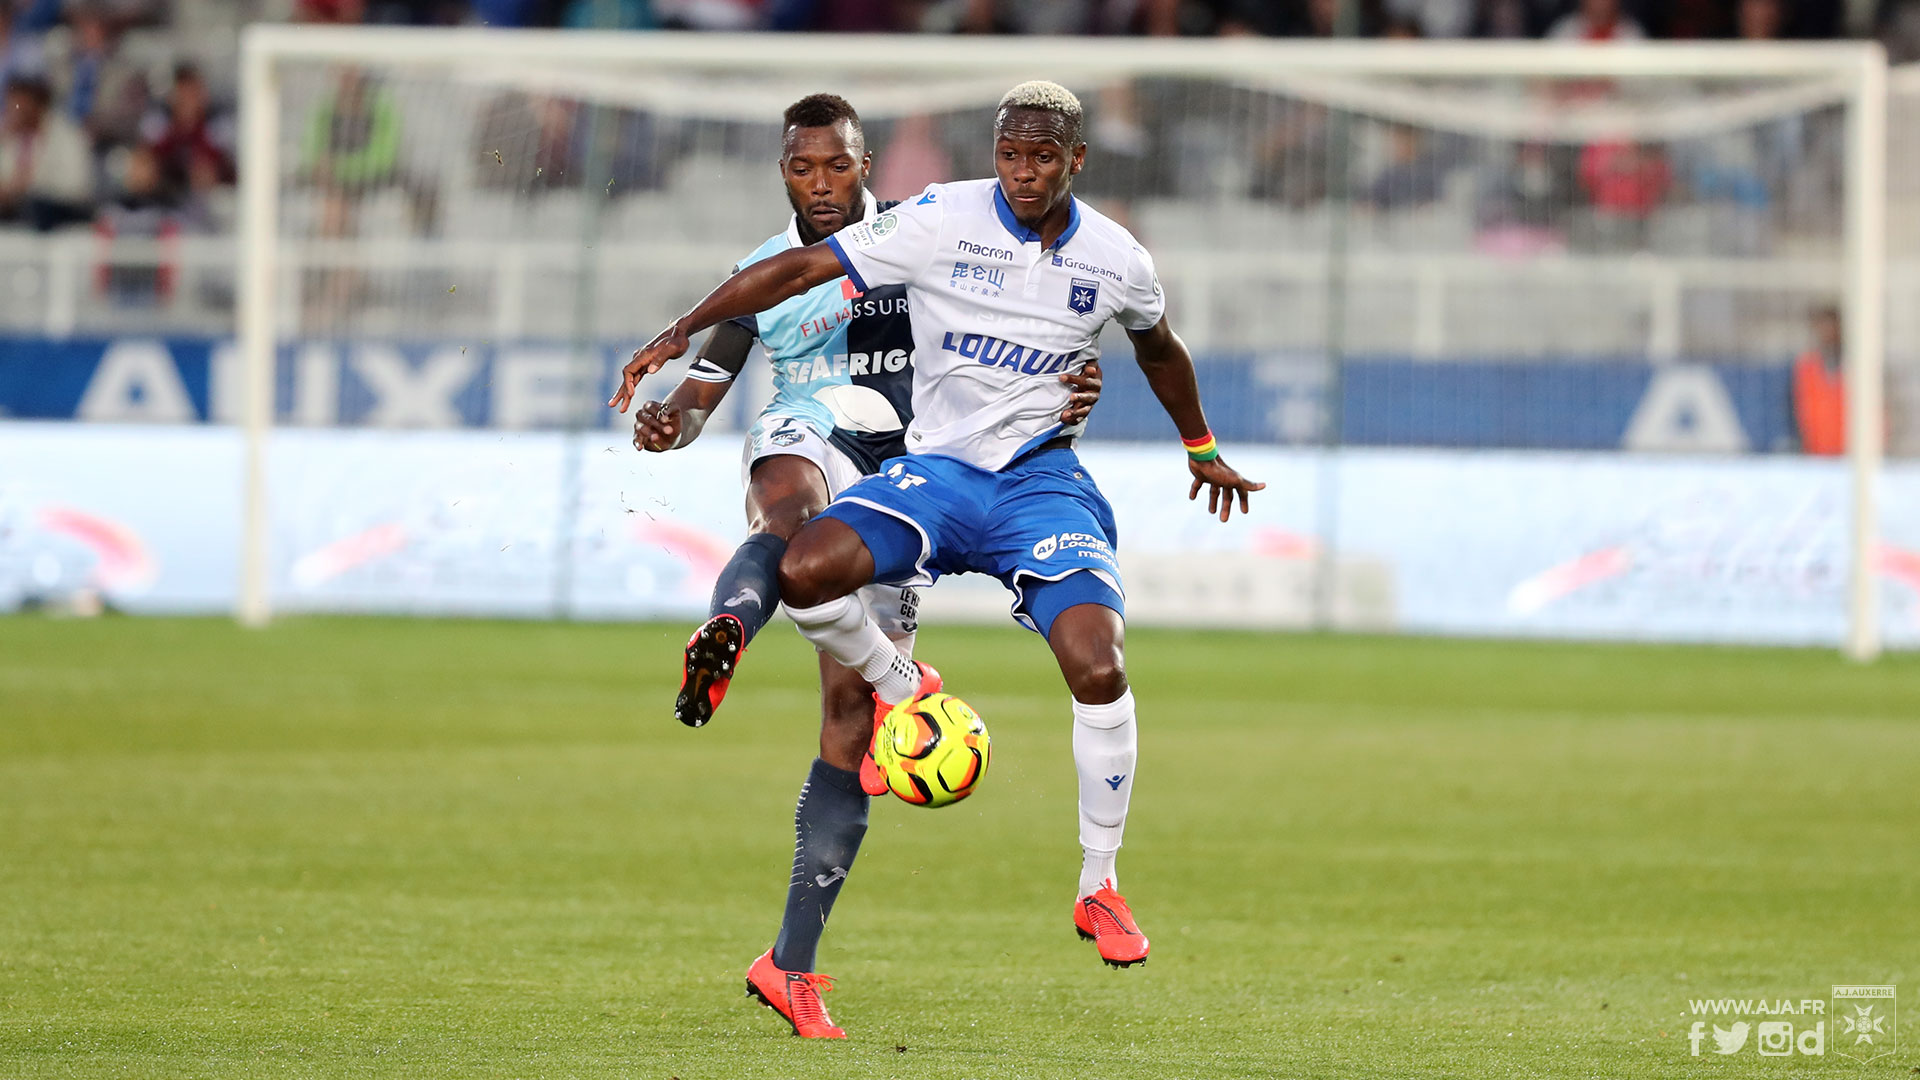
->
[236,29,1889,659]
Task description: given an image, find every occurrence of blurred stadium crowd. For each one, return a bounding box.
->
[0,0,1913,243]
[271,0,1920,41]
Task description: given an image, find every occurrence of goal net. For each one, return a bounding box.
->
[237,30,1896,655]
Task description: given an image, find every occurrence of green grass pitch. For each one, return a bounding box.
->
[2,615,1916,1078]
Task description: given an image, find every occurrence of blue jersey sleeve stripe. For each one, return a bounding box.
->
[825,234,869,294]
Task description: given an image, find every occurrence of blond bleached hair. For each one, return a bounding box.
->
[996,80,1085,145]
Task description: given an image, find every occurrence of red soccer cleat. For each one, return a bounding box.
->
[859,660,942,796]
[676,614,745,728]
[745,948,846,1039]
[1074,880,1150,968]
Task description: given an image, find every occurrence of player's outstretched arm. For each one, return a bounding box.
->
[611,245,845,412]
[632,322,755,452]
[1126,317,1266,523]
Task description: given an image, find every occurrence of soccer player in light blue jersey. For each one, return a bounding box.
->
[619,93,1102,1039]
[615,80,1261,1025]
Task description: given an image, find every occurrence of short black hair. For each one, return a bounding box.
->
[783,93,861,134]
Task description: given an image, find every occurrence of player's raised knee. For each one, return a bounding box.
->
[778,518,874,608]
[776,539,836,608]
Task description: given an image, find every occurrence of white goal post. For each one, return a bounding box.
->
[235,28,1889,658]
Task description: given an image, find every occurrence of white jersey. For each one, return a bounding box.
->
[824,178,1165,472]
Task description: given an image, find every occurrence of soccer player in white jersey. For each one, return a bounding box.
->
[618,93,1101,1040]
[613,81,1262,1020]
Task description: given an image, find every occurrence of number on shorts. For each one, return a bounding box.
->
[885,462,927,491]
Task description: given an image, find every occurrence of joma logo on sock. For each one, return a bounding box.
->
[814,867,847,888]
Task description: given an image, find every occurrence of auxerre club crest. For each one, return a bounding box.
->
[1832,985,1896,1062]
[1068,278,1099,315]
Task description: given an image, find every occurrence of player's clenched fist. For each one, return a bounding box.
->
[633,400,682,453]
[610,321,692,413]
[1187,458,1265,523]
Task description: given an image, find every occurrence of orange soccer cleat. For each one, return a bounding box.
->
[676,614,745,728]
[745,948,846,1039]
[1074,880,1150,968]
[859,660,942,796]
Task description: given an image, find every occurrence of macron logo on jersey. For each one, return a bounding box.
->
[957,239,1013,262]
[940,331,1078,376]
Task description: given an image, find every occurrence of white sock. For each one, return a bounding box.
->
[787,596,921,704]
[1072,690,1136,898]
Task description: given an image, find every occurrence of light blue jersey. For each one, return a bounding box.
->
[688,191,917,472]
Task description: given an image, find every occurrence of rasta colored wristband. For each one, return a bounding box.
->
[1182,432,1219,463]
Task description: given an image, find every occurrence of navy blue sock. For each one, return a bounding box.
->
[771,758,869,972]
[709,532,785,645]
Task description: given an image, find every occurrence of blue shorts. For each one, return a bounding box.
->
[817,447,1124,638]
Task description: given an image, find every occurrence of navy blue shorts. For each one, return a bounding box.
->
[816,448,1124,638]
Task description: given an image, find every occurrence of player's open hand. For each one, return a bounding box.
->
[1059,358,1103,425]
[1188,457,1266,523]
[632,400,682,453]
[610,322,691,413]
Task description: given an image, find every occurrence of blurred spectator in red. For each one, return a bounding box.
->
[143,64,234,200]
[57,5,148,150]
[0,74,94,229]
[1793,305,1845,455]
[1579,140,1669,213]
[1548,0,1645,40]
[1577,140,1669,248]
[296,0,369,22]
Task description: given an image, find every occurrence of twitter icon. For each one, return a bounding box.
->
[1713,1022,1752,1054]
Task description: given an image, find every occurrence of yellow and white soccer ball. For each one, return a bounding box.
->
[872,692,991,807]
